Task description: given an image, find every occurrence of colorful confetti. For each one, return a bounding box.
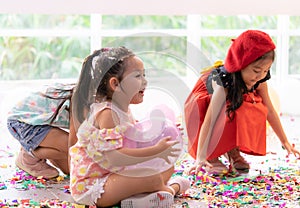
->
[174,154,300,208]
[0,115,300,208]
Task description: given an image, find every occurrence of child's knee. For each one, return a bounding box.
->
[144,174,165,191]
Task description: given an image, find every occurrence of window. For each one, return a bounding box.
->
[1,14,300,118]
[1,15,299,81]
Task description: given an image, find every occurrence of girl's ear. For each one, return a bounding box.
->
[109,77,119,91]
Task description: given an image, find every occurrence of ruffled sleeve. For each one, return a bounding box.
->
[206,66,271,93]
[206,66,232,93]
[92,126,125,152]
[75,120,128,159]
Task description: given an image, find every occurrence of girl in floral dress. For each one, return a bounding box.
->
[7,83,75,178]
[69,46,190,207]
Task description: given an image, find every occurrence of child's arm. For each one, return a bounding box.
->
[195,83,227,166]
[105,137,180,166]
[257,82,300,157]
[97,108,180,166]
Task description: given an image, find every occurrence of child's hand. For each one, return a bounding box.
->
[282,141,300,158]
[188,159,213,175]
[155,136,180,164]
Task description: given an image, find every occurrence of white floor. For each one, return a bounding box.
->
[0,79,300,207]
[0,115,300,207]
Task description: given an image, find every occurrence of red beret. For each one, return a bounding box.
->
[224,30,276,73]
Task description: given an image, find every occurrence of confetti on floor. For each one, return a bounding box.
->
[173,154,300,208]
[0,148,300,208]
[0,118,300,208]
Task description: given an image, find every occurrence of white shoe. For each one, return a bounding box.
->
[121,191,174,208]
[167,176,190,195]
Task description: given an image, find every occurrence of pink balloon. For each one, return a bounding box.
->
[122,105,183,172]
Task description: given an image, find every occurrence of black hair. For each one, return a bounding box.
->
[72,46,135,124]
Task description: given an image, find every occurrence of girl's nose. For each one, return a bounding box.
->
[256,72,264,81]
[143,77,148,86]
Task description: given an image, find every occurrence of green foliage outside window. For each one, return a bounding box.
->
[201,16,277,29]
[0,14,90,29]
[102,15,186,29]
[0,36,90,80]
[102,36,187,77]
[0,14,299,80]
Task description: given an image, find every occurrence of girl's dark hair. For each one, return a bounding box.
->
[226,50,275,120]
[72,46,135,124]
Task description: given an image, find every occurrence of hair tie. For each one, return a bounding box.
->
[92,55,100,70]
[102,47,111,52]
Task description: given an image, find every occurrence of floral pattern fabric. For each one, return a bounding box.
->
[70,102,133,204]
[7,83,73,128]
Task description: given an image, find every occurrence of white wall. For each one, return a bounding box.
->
[0,0,300,15]
[271,77,300,116]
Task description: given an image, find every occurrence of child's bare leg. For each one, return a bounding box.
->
[32,127,69,174]
[161,166,190,195]
[160,166,174,184]
[96,168,174,207]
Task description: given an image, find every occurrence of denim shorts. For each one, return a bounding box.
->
[7,119,52,153]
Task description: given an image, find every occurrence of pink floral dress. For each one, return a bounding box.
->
[69,101,134,205]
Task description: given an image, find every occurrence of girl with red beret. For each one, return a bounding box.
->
[184,30,300,175]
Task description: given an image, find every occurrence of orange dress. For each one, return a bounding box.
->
[184,67,269,160]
